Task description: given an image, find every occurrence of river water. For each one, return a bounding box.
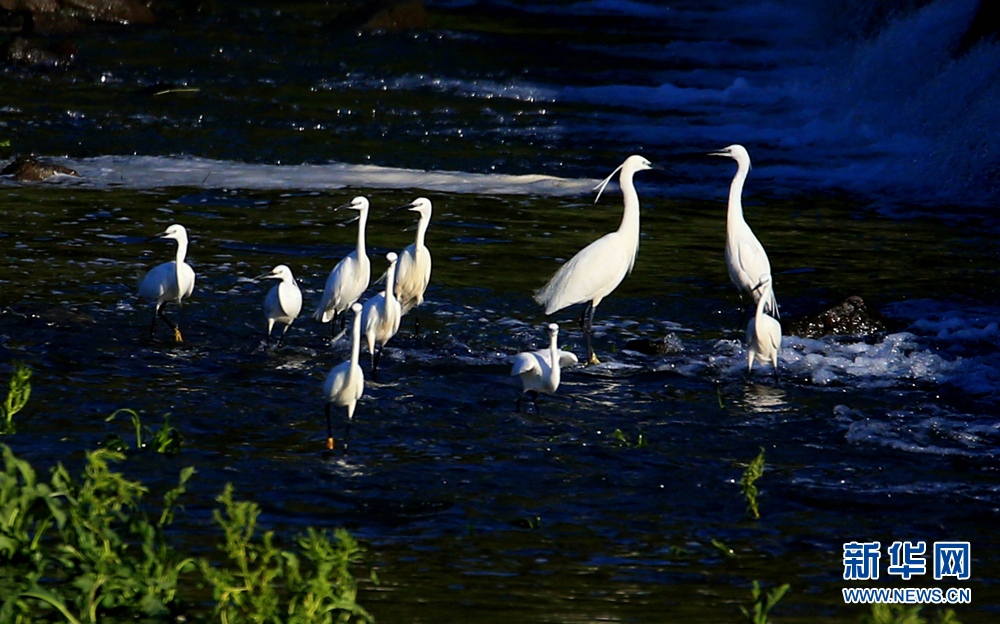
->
[2,1,999,622]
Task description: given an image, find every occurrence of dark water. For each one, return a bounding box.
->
[3,1,1000,622]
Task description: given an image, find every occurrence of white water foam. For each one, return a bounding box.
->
[51,155,599,197]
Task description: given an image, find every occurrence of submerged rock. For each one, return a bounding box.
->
[2,155,79,180]
[784,296,900,339]
[0,0,155,26]
[625,333,683,356]
[2,35,76,66]
[335,0,429,32]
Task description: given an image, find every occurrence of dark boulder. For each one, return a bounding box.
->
[2,155,79,180]
[2,34,75,66]
[784,296,901,339]
[0,0,154,26]
[335,0,429,32]
[624,334,683,356]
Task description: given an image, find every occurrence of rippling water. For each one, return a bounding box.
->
[3,0,1000,621]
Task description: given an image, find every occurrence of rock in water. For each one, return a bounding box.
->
[785,296,899,338]
[2,156,79,181]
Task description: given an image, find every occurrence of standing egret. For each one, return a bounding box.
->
[510,322,578,413]
[709,144,779,319]
[534,154,653,365]
[313,196,372,337]
[137,223,196,342]
[259,264,302,348]
[323,302,365,451]
[361,252,402,379]
[393,197,433,332]
[746,274,781,380]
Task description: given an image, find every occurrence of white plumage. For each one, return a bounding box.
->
[361,252,402,378]
[746,274,781,380]
[323,302,365,451]
[313,196,372,335]
[260,264,302,347]
[534,154,653,365]
[137,223,196,342]
[709,144,779,318]
[510,323,577,412]
[393,197,433,324]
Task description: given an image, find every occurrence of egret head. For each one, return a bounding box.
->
[709,144,751,168]
[409,197,433,218]
[386,251,398,264]
[338,196,370,212]
[351,302,363,315]
[265,264,293,280]
[157,223,187,241]
[754,274,773,293]
[594,154,654,203]
[548,322,559,335]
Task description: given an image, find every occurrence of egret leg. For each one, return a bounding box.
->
[582,301,599,365]
[372,344,384,380]
[530,390,540,414]
[413,306,421,335]
[149,305,159,338]
[325,403,335,450]
[515,394,522,413]
[157,305,183,343]
[343,418,353,454]
[329,310,340,338]
[277,325,290,348]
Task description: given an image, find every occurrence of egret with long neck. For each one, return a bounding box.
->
[534,154,653,364]
[314,196,372,337]
[137,223,196,342]
[510,323,578,413]
[709,144,779,319]
[361,252,402,379]
[323,302,365,451]
[393,197,433,331]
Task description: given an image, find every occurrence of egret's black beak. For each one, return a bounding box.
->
[393,201,418,211]
[145,231,168,243]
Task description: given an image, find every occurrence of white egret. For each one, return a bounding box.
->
[746,274,781,380]
[137,223,196,342]
[534,154,653,365]
[259,264,302,348]
[360,252,402,379]
[709,144,779,319]
[393,197,433,332]
[510,322,578,413]
[323,302,365,451]
[313,196,372,337]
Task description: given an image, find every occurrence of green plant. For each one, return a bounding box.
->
[200,483,373,624]
[1,362,32,435]
[0,446,196,622]
[739,448,766,519]
[862,604,962,624]
[612,428,647,448]
[104,408,183,455]
[739,580,790,624]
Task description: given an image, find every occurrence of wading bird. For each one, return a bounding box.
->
[510,323,578,413]
[323,302,365,451]
[313,196,371,337]
[534,154,653,365]
[709,144,779,319]
[746,274,781,380]
[361,252,402,379]
[259,264,302,348]
[393,197,433,332]
[138,223,196,342]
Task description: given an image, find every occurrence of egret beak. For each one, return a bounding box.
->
[145,231,169,242]
[254,270,279,281]
[392,201,419,211]
[708,149,730,157]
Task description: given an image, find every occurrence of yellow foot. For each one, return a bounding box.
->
[326,437,335,451]
[588,353,601,365]
[173,328,184,343]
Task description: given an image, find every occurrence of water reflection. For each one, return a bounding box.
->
[740,382,789,414]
